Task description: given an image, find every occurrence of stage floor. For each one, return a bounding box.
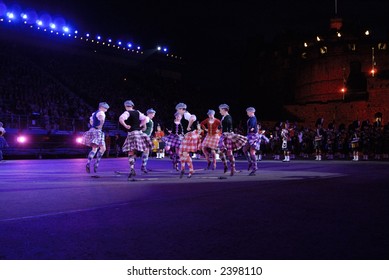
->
[1,157,388,259]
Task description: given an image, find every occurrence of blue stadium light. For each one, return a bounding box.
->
[50,23,56,29]
[157,46,161,51]
[40,13,52,27]
[24,10,38,24]
[163,47,168,52]
[118,41,122,45]
[6,12,15,19]
[137,46,141,50]
[127,43,132,48]
[20,13,28,20]
[63,26,70,33]
[108,38,112,43]
[36,19,43,26]
[86,33,90,37]
[97,35,101,40]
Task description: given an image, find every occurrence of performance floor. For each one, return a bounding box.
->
[0,157,388,260]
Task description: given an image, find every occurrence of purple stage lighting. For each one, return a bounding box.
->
[17,136,27,144]
[75,137,83,144]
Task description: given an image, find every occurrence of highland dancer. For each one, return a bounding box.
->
[175,102,197,132]
[119,100,152,180]
[242,107,268,175]
[141,108,156,173]
[163,112,184,171]
[179,123,203,178]
[82,102,110,173]
[200,109,221,170]
[218,104,247,176]
[281,121,292,162]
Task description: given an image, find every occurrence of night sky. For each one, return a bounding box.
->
[4,0,389,118]
[9,1,387,55]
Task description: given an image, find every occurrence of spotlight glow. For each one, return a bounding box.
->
[75,137,83,144]
[17,136,27,144]
[7,12,15,19]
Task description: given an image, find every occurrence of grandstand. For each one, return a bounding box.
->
[0,8,194,158]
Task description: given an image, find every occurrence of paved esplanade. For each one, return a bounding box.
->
[0,158,388,259]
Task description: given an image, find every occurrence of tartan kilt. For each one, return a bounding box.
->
[162,134,183,149]
[218,132,247,152]
[202,134,220,150]
[246,133,261,150]
[351,140,359,149]
[180,131,202,153]
[313,139,323,150]
[82,128,105,147]
[122,130,152,152]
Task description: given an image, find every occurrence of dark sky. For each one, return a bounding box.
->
[9,0,389,57]
[3,0,389,116]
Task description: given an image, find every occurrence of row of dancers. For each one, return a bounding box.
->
[82,101,268,179]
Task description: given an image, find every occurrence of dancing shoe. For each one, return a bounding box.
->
[249,170,256,176]
[187,172,193,178]
[180,170,185,179]
[128,169,136,180]
[86,163,90,173]
[141,167,148,174]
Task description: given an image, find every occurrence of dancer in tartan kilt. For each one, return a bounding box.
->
[162,112,184,171]
[200,109,221,170]
[140,108,156,173]
[175,102,197,132]
[242,107,261,176]
[218,104,247,176]
[119,100,152,180]
[179,123,203,178]
[82,102,110,173]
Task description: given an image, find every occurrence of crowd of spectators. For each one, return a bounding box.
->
[0,34,192,134]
